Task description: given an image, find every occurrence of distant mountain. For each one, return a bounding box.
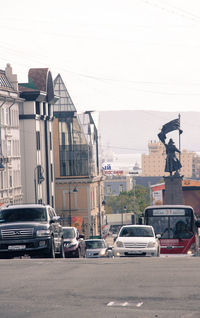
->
[99,110,200,154]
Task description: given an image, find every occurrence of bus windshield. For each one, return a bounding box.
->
[145,207,194,239]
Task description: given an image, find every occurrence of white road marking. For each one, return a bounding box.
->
[136,302,144,307]
[107,302,114,306]
[107,301,143,307]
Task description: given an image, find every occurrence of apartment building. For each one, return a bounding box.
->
[142,141,198,178]
[18,68,57,207]
[0,64,23,205]
[53,74,104,238]
[104,175,133,200]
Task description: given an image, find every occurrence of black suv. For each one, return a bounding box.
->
[0,204,65,259]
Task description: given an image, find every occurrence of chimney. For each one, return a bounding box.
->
[5,64,18,91]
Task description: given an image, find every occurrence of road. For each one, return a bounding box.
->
[0,257,200,318]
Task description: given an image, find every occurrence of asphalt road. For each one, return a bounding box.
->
[0,257,200,318]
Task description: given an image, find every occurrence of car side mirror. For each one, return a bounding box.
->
[50,216,60,224]
[113,236,117,242]
[79,234,85,239]
[156,234,161,240]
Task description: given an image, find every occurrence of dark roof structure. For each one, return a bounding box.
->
[19,68,56,103]
[0,70,14,91]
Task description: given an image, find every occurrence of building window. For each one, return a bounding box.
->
[48,104,51,117]
[9,175,12,187]
[49,132,52,150]
[36,102,40,115]
[119,184,124,192]
[36,131,40,150]
[59,118,89,177]
[51,164,53,182]
[107,185,111,194]
[1,171,3,191]
[43,103,46,116]
[7,140,11,156]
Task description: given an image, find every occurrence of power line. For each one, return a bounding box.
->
[142,0,200,23]
[102,145,147,152]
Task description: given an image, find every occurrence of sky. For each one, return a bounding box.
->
[1,0,200,113]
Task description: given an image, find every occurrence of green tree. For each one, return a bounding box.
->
[105,185,150,221]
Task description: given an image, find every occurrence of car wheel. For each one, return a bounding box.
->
[74,248,80,258]
[44,238,55,258]
[0,253,12,259]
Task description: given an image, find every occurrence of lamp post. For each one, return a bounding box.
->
[133,178,136,214]
[100,200,106,238]
[34,165,45,204]
[68,184,78,226]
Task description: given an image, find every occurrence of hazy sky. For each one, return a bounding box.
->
[1,0,200,113]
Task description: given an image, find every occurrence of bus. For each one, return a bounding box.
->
[144,205,200,255]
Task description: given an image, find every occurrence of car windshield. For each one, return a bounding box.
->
[0,208,47,223]
[119,227,154,237]
[63,228,75,239]
[148,216,193,239]
[85,240,106,249]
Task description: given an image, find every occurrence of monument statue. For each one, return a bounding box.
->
[163,138,182,176]
[157,116,183,204]
[158,117,182,176]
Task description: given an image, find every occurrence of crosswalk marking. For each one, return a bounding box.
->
[107,301,143,308]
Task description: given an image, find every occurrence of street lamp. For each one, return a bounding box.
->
[34,165,45,203]
[68,185,78,226]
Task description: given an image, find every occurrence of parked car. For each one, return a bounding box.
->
[0,204,65,259]
[84,239,112,258]
[113,225,160,257]
[63,227,84,258]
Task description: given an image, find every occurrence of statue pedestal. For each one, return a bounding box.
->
[164,174,183,205]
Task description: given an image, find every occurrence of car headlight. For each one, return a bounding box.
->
[99,249,106,256]
[187,243,195,255]
[64,242,77,248]
[68,243,77,248]
[36,229,51,237]
[116,241,124,248]
[147,241,156,248]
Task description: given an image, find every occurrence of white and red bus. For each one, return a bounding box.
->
[144,205,200,255]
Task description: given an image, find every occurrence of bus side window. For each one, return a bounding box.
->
[138,217,143,225]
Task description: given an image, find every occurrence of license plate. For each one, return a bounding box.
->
[8,245,26,251]
[128,251,142,254]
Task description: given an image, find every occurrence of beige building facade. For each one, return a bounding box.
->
[142,141,198,178]
[0,64,23,205]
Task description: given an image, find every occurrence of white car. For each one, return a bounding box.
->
[113,225,160,257]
